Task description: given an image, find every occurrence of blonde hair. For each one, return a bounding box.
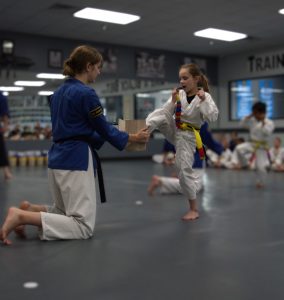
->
[179,63,210,92]
[63,45,103,77]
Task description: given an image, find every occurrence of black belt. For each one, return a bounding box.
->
[54,135,106,203]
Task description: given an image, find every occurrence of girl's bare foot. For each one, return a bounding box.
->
[1,207,23,245]
[182,210,199,221]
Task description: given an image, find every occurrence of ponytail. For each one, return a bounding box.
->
[63,59,75,77]
[199,74,210,93]
[62,45,103,77]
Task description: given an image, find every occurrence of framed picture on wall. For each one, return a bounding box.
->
[48,49,63,68]
[136,51,165,79]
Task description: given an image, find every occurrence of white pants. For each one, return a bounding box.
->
[234,142,269,184]
[146,107,176,145]
[175,130,202,199]
[159,169,204,195]
[146,109,201,200]
[40,149,97,240]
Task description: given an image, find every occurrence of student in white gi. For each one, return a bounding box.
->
[206,135,234,169]
[0,45,149,245]
[146,63,218,221]
[269,136,284,172]
[233,102,274,188]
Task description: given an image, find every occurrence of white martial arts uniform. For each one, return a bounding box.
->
[40,149,96,240]
[233,117,275,184]
[146,90,218,199]
[269,146,284,171]
[159,168,204,195]
[206,148,234,169]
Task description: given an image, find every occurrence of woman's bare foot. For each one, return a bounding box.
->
[1,207,23,245]
[147,176,161,196]
[181,210,199,221]
[14,201,31,238]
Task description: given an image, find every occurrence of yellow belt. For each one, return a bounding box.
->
[251,140,269,150]
[249,140,271,164]
[179,122,205,159]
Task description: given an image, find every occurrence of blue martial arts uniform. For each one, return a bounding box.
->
[48,78,129,171]
[0,92,9,118]
[192,121,224,168]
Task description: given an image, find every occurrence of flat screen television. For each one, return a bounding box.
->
[229,75,284,120]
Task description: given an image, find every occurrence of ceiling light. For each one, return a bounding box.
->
[38,91,54,96]
[0,86,24,92]
[2,40,14,55]
[36,73,65,79]
[194,28,247,42]
[279,8,284,14]
[136,93,152,98]
[14,81,46,87]
[73,7,140,25]
[3,91,9,96]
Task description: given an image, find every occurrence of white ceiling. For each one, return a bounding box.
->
[1,0,284,57]
[1,0,284,95]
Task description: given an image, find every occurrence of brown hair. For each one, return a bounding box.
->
[63,45,103,77]
[179,63,210,92]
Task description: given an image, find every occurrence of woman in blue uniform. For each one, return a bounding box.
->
[0,45,149,245]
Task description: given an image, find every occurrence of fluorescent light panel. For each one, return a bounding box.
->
[74,7,140,25]
[0,86,24,92]
[14,81,46,87]
[38,91,54,96]
[279,8,284,14]
[194,28,247,42]
[36,73,65,79]
[136,93,151,98]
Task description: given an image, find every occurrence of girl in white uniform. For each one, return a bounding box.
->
[146,63,218,220]
[233,102,275,188]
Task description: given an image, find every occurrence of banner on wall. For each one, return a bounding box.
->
[97,47,118,73]
[247,52,284,73]
[136,52,165,78]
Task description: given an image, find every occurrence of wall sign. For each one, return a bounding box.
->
[248,52,284,73]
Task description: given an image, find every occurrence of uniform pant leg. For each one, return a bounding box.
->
[40,149,97,240]
[175,132,198,200]
[255,149,269,184]
[146,108,176,145]
[46,168,66,215]
[160,177,182,194]
[235,142,254,167]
